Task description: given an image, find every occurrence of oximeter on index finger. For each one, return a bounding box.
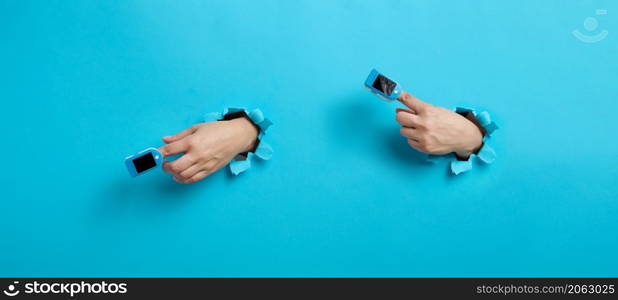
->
[124,147,163,177]
[364,69,402,101]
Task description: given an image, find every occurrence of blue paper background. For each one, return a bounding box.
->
[1,0,617,276]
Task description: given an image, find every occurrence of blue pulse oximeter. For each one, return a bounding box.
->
[364,69,402,102]
[124,147,163,177]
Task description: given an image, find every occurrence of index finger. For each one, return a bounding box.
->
[397,92,427,113]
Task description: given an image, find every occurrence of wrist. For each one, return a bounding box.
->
[229,117,259,153]
[455,116,484,159]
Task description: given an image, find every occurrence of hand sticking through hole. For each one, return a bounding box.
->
[159,117,259,184]
[395,92,484,159]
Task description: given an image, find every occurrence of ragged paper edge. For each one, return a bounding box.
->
[204,107,273,175]
[477,144,496,164]
[230,158,251,176]
[450,157,473,175]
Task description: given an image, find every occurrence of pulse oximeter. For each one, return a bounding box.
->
[124,147,163,177]
[364,69,402,101]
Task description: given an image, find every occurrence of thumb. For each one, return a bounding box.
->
[397,92,428,113]
[162,124,198,144]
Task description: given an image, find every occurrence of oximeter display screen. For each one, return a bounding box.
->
[372,74,396,96]
[133,153,156,173]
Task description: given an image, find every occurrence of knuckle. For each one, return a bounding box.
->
[205,161,219,172]
[185,155,196,164]
[416,134,426,143]
[418,144,430,153]
[425,145,436,153]
[399,127,411,137]
[186,139,198,149]
[414,118,426,129]
[395,112,405,124]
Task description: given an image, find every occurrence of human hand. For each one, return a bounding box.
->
[395,92,483,159]
[159,117,259,183]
